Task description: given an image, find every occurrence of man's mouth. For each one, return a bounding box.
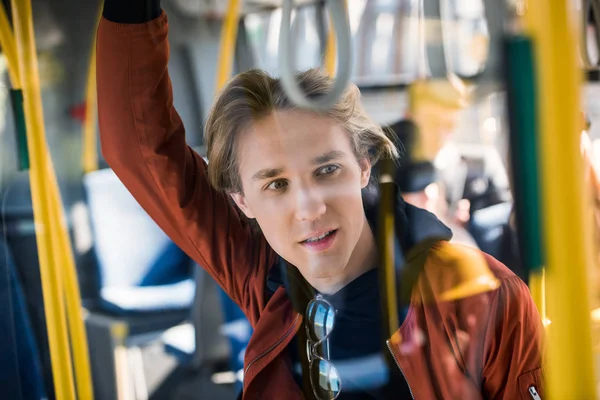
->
[301,230,336,244]
[299,230,338,252]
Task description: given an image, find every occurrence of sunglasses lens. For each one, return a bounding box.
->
[306,299,335,342]
[310,359,341,400]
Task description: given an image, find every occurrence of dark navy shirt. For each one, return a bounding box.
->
[288,267,412,399]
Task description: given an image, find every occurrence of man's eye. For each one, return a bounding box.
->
[317,165,340,176]
[266,179,288,191]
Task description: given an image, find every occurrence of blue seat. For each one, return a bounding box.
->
[468,201,526,281]
[218,288,252,375]
[468,201,513,260]
[83,168,195,314]
[0,241,46,400]
[162,323,195,364]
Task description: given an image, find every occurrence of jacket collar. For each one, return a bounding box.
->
[250,188,453,396]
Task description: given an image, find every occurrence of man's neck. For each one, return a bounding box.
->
[310,216,378,295]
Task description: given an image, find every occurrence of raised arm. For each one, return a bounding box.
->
[96,0,274,320]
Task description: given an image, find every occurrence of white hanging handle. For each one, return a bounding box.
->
[278,0,353,111]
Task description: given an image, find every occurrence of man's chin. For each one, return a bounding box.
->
[305,263,346,282]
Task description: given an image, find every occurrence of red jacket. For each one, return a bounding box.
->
[96,13,544,399]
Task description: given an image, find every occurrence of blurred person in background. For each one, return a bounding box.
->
[386,78,478,248]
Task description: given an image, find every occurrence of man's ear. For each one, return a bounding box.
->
[359,157,372,189]
[230,192,255,219]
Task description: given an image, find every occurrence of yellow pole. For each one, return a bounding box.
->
[0,2,20,86]
[324,17,336,77]
[323,1,347,77]
[524,0,596,397]
[11,1,76,399]
[529,269,547,325]
[82,6,103,174]
[379,160,398,336]
[46,165,94,400]
[82,45,98,174]
[215,0,241,93]
[10,1,94,396]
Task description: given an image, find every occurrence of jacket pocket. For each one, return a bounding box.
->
[518,368,543,400]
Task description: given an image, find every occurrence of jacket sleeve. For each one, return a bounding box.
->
[481,275,544,399]
[96,12,274,320]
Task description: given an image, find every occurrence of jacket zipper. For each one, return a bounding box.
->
[386,339,415,400]
[244,314,301,379]
[529,386,542,400]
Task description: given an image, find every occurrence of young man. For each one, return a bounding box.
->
[97,1,544,398]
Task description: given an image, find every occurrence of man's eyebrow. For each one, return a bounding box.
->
[252,167,284,181]
[311,150,347,165]
[250,151,346,181]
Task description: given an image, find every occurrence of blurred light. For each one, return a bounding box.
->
[581,131,591,155]
[482,117,497,143]
[455,0,484,19]
[371,13,395,74]
[348,0,368,35]
[220,319,252,342]
[543,318,551,327]
[211,371,237,385]
[71,201,93,254]
[245,13,262,32]
[483,117,497,133]
[593,139,600,172]
[267,8,282,61]
[424,182,439,199]
[434,143,458,170]
[592,307,600,322]
[470,177,488,195]
[376,0,397,7]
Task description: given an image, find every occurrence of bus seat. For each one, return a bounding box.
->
[218,289,252,374]
[101,279,195,314]
[0,240,46,400]
[161,267,248,387]
[83,168,195,314]
[467,201,525,279]
[162,317,250,369]
[468,201,527,282]
[163,323,195,363]
[468,201,513,258]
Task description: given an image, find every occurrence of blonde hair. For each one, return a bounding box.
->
[204,68,398,193]
[408,78,469,111]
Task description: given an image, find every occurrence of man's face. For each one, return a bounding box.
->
[231,109,371,287]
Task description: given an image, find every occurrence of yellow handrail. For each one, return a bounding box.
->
[524,0,596,397]
[215,0,241,93]
[11,1,76,398]
[0,2,20,86]
[47,167,94,400]
[529,269,548,325]
[82,6,103,174]
[82,44,98,173]
[324,16,336,77]
[11,1,94,399]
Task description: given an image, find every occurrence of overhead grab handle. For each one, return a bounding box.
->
[278,0,352,111]
[438,0,489,81]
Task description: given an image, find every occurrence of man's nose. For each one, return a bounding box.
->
[294,185,326,222]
